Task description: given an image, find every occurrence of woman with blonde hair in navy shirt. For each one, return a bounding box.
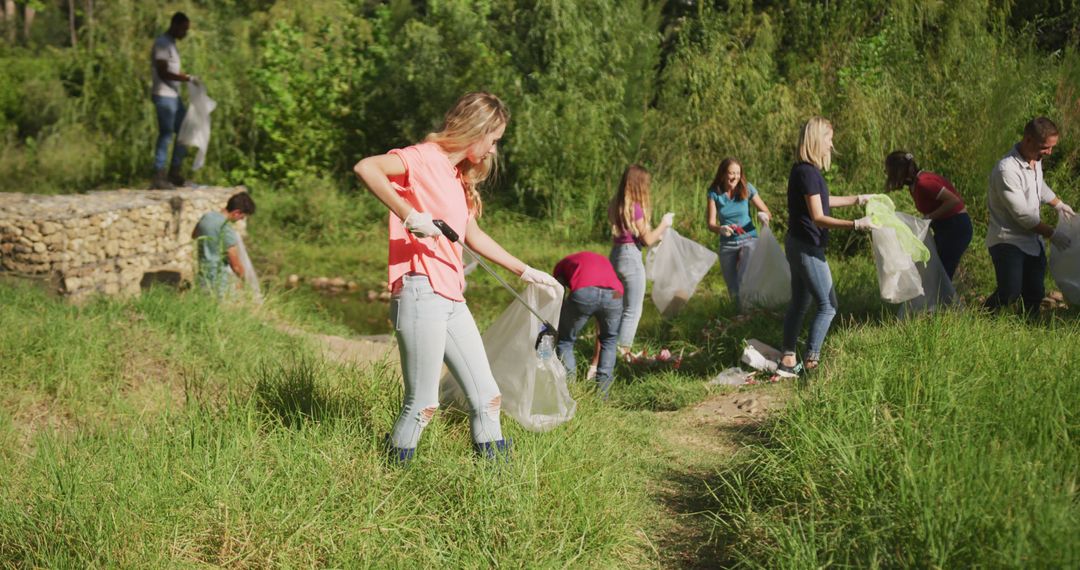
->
[777,117,880,377]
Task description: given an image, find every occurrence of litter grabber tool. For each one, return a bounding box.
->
[431,219,558,349]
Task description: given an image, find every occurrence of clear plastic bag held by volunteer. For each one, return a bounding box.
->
[867,195,929,303]
[178,80,217,170]
[738,225,791,310]
[1050,215,1080,304]
[895,212,956,316]
[440,283,576,433]
[234,233,263,304]
[645,227,718,318]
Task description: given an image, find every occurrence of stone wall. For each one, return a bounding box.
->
[0,187,247,301]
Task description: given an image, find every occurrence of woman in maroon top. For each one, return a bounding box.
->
[884,151,973,280]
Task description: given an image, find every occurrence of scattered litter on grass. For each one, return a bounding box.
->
[708,367,752,386]
[1041,291,1070,311]
[740,339,781,373]
[624,347,701,370]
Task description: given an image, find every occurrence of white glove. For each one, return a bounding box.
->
[187,74,200,84]
[853,216,880,231]
[1050,228,1072,250]
[1055,201,1076,219]
[520,266,560,289]
[403,209,442,238]
[856,194,880,206]
[661,212,675,228]
[718,225,735,237]
[757,211,771,225]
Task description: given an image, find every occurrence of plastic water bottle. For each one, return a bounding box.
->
[536,334,555,360]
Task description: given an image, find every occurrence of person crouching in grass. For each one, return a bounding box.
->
[552,251,624,399]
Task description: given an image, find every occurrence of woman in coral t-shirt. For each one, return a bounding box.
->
[884,151,973,280]
[353,92,560,464]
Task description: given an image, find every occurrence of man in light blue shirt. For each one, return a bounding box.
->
[984,117,1075,317]
[193,192,256,297]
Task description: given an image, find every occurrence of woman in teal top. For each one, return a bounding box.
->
[706,157,773,308]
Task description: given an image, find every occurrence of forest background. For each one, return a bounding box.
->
[2,0,1079,253]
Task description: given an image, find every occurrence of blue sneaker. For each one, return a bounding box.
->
[473,438,513,462]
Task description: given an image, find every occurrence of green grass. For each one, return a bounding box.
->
[4,204,1080,566]
[706,310,1080,567]
[0,281,660,567]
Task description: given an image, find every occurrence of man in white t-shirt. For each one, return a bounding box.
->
[150,12,194,189]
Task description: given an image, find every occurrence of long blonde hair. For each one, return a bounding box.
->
[798,116,833,171]
[608,165,652,238]
[425,92,509,217]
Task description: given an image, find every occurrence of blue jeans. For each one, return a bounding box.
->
[556,286,623,397]
[610,243,645,348]
[153,95,187,170]
[931,213,973,280]
[782,236,838,361]
[984,243,1046,318]
[718,238,755,306]
[389,275,503,449]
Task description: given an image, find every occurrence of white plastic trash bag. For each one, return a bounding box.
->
[868,195,929,304]
[1050,215,1080,304]
[178,80,217,170]
[708,367,750,386]
[645,227,718,318]
[738,225,791,310]
[234,233,263,304]
[871,225,924,303]
[440,283,576,433]
[896,213,955,316]
[740,338,782,373]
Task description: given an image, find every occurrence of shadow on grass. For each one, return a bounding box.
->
[251,355,353,429]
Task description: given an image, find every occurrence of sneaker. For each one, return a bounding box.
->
[382,434,415,467]
[150,169,175,190]
[168,166,189,188]
[474,438,512,463]
[774,361,803,379]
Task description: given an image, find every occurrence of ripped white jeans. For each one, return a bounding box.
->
[389,274,503,449]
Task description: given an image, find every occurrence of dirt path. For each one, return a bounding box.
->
[646,383,788,568]
[284,320,787,567]
[275,323,399,366]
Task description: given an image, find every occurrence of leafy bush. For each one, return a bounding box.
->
[0,0,1077,242]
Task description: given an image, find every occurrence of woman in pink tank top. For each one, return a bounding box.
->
[607,165,673,357]
[353,92,560,465]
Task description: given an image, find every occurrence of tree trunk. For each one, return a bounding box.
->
[68,0,77,47]
[85,0,92,50]
[3,0,15,43]
[22,4,35,42]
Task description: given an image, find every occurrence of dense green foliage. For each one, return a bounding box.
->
[2,0,1078,243]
